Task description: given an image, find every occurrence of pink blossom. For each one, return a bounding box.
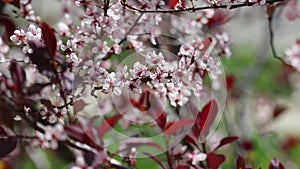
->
[285,40,300,71]
[34,124,67,149]
[187,150,207,165]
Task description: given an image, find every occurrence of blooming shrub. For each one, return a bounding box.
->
[0,0,299,168]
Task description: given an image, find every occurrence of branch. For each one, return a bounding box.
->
[121,0,286,13]
[267,11,286,64]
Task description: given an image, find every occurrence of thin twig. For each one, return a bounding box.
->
[121,0,285,13]
[267,12,286,64]
[102,13,144,60]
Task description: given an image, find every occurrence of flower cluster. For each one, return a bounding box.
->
[34,125,67,149]
[10,24,42,53]
[0,0,294,168]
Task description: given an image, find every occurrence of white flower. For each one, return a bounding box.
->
[188,151,207,165]
[179,43,194,56]
[145,51,165,66]
[34,124,67,150]
[10,29,26,45]
[112,44,121,54]
[130,62,149,78]
[58,22,70,36]
[285,40,300,71]
[26,24,42,41]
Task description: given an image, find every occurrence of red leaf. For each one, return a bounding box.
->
[226,75,235,90]
[168,0,185,9]
[200,37,212,56]
[207,152,225,169]
[64,125,102,151]
[155,111,167,130]
[147,92,167,129]
[269,158,284,169]
[97,114,122,138]
[0,136,17,158]
[9,61,26,93]
[164,119,194,135]
[192,99,218,138]
[239,139,253,151]
[236,156,246,169]
[281,136,300,150]
[183,135,200,150]
[207,9,231,29]
[0,13,16,41]
[210,136,238,152]
[40,22,57,58]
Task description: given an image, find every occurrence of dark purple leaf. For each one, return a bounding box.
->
[9,61,26,93]
[210,136,239,152]
[40,99,55,112]
[207,152,225,169]
[83,151,95,166]
[0,126,7,137]
[176,165,189,169]
[64,125,87,143]
[0,136,17,158]
[269,158,284,169]
[236,156,246,169]
[27,83,51,95]
[97,114,122,139]
[40,22,57,58]
[192,99,218,138]
[2,0,20,8]
[64,125,102,151]
[0,99,15,129]
[27,42,56,78]
[12,97,35,107]
[273,105,286,118]
[239,139,253,151]
[0,13,16,41]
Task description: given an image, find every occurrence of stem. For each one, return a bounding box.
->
[121,0,285,13]
[52,59,71,122]
[102,13,144,60]
[104,0,110,16]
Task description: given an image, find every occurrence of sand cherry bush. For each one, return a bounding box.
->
[0,0,299,168]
